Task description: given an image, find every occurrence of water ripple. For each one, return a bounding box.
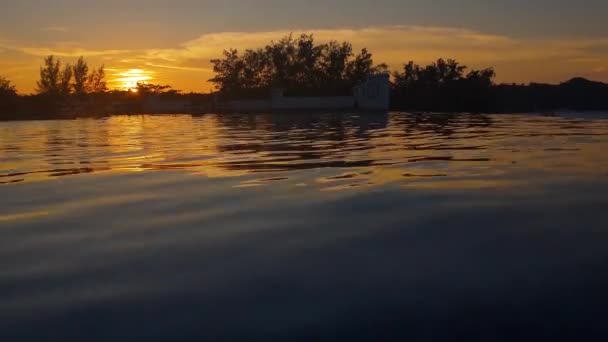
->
[1,112,608,189]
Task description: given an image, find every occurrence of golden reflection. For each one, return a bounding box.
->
[1,113,608,191]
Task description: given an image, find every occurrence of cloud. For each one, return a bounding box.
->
[41,26,68,33]
[10,25,608,70]
[17,46,131,58]
[139,25,608,78]
[3,25,608,92]
[140,26,577,64]
[144,63,212,73]
[0,37,131,58]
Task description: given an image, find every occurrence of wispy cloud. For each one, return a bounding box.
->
[3,25,608,92]
[17,46,131,57]
[41,26,68,33]
[138,26,608,78]
[144,63,211,72]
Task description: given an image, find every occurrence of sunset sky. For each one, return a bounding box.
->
[1,0,607,93]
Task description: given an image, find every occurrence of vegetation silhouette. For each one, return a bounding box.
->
[209,33,387,99]
[207,33,608,113]
[0,56,212,119]
[35,55,107,96]
[0,76,18,119]
[27,55,110,117]
[135,81,179,95]
[391,59,496,112]
[1,33,608,120]
[493,78,608,112]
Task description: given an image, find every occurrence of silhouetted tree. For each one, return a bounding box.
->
[0,76,18,118]
[36,55,61,95]
[37,55,106,96]
[0,76,17,97]
[86,66,107,93]
[391,58,496,112]
[36,55,72,96]
[59,65,72,95]
[209,49,245,95]
[72,56,89,94]
[347,49,389,85]
[318,41,352,85]
[209,33,387,98]
[136,82,180,95]
[293,34,320,87]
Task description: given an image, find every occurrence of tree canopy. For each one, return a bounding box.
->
[73,57,89,95]
[0,76,17,98]
[391,59,496,112]
[209,33,387,98]
[37,55,70,96]
[37,55,107,96]
[135,82,180,95]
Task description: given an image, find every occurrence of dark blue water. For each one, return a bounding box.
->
[2,112,608,340]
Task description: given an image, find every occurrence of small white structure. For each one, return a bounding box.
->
[221,73,390,112]
[353,73,390,110]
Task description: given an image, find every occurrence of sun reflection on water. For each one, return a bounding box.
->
[1,113,608,190]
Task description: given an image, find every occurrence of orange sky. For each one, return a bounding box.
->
[2,26,608,94]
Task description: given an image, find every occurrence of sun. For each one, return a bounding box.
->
[112,69,153,91]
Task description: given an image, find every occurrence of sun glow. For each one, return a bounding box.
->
[112,69,154,91]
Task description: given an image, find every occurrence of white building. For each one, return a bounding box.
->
[353,73,390,110]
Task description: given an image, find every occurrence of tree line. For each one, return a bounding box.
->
[209,33,388,98]
[207,33,496,108]
[36,55,107,96]
[0,56,113,119]
[2,32,608,119]
[0,55,190,119]
[208,33,608,112]
[207,34,498,111]
[390,59,496,112]
[0,76,19,116]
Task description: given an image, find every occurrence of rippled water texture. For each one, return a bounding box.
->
[2,112,608,340]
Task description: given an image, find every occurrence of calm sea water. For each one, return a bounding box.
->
[2,112,608,340]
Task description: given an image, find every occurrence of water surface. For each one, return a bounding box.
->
[2,112,608,340]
